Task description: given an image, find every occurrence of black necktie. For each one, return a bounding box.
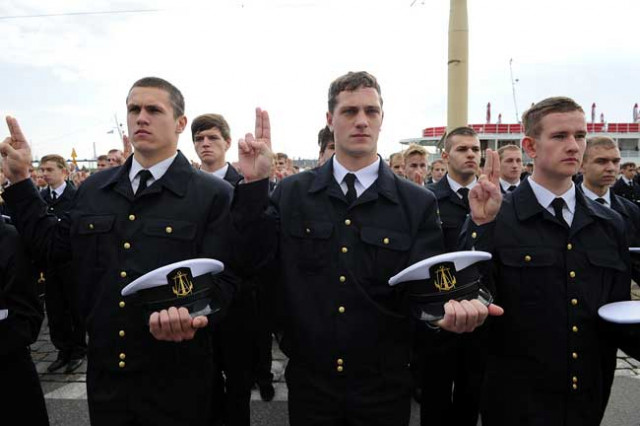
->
[344,173,357,205]
[51,190,57,201]
[457,187,470,209]
[135,170,153,196]
[508,185,517,192]
[551,197,569,228]
[595,197,606,205]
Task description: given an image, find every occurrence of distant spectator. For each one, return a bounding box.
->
[107,149,125,167]
[497,145,523,193]
[389,151,406,178]
[96,155,109,170]
[428,159,446,184]
[317,126,335,167]
[403,144,429,186]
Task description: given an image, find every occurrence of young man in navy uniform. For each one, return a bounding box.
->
[0,217,49,425]
[497,144,523,194]
[38,153,87,373]
[419,126,486,426]
[465,97,640,426]
[232,71,502,426]
[1,77,240,426]
[192,113,274,426]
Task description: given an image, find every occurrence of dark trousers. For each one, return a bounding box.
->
[211,289,260,426]
[286,360,412,426]
[44,269,86,360]
[87,357,214,426]
[419,329,488,426]
[0,347,49,426]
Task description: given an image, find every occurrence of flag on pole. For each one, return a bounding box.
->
[71,148,78,167]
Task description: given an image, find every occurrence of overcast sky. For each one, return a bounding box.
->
[1,0,639,165]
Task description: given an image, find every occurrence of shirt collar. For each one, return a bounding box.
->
[528,177,576,214]
[49,181,66,196]
[580,183,611,207]
[499,178,519,191]
[129,152,178,183]
[446,174,477,193]
[332,155,380,188]
[622,176,633,185]
[209,163,229,180]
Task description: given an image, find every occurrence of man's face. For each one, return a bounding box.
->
[581,146,621,189]
[40,161,66,187]
[97,159,109,169]
[193,127,230,167]
[126,86,186,160]
[327,87,383,160]
[623,165,636,180]
[523,111,587,182]
[276,158,287,172]
[404,153,428,183]
[499,149,523,183]
[107,151,124,167]
[431,162,447,182]
[442,135,481,178]
[389,156,405,177]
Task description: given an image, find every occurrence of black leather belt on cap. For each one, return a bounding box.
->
[405,278,482,303]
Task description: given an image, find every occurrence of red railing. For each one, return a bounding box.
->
[422,122,639,137]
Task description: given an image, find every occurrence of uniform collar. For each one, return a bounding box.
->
[580,183,611,207]
[528,176,576,216]
[332,155,380,191]
[446,174,477,194]
[129,152,178,184]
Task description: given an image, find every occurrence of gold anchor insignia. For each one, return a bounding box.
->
[434,265,456,292]
[171,270,194,297]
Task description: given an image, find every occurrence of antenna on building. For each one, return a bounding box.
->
[509,58,520,123]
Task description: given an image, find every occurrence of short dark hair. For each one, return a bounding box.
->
[522,96,584,138]
[191,114,231,142]
[443,127,478,152]
[318,125,334,154]
[328,71,382,113]
[621,162,636,170]
[97,154,108,161]
[127,77,185,119]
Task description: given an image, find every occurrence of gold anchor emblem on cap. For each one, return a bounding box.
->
[171,270,194,297]
[434,265,456,292]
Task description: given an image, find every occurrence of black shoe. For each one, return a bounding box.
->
[259,383,275,402]
[47,357,69,373]
[65,358,84,374]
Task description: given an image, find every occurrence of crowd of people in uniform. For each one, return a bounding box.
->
[0,71,639,426]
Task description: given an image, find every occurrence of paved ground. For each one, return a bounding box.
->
[33,284,640,425]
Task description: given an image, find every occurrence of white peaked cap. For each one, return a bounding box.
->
[388,250,491,287]
[598,301,640,324]
[121,258,224,296]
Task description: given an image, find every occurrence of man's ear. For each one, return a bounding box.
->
[176,116,188,134]
[224,138,232,152]
[522,136,536,159]
[326,111,333,132]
